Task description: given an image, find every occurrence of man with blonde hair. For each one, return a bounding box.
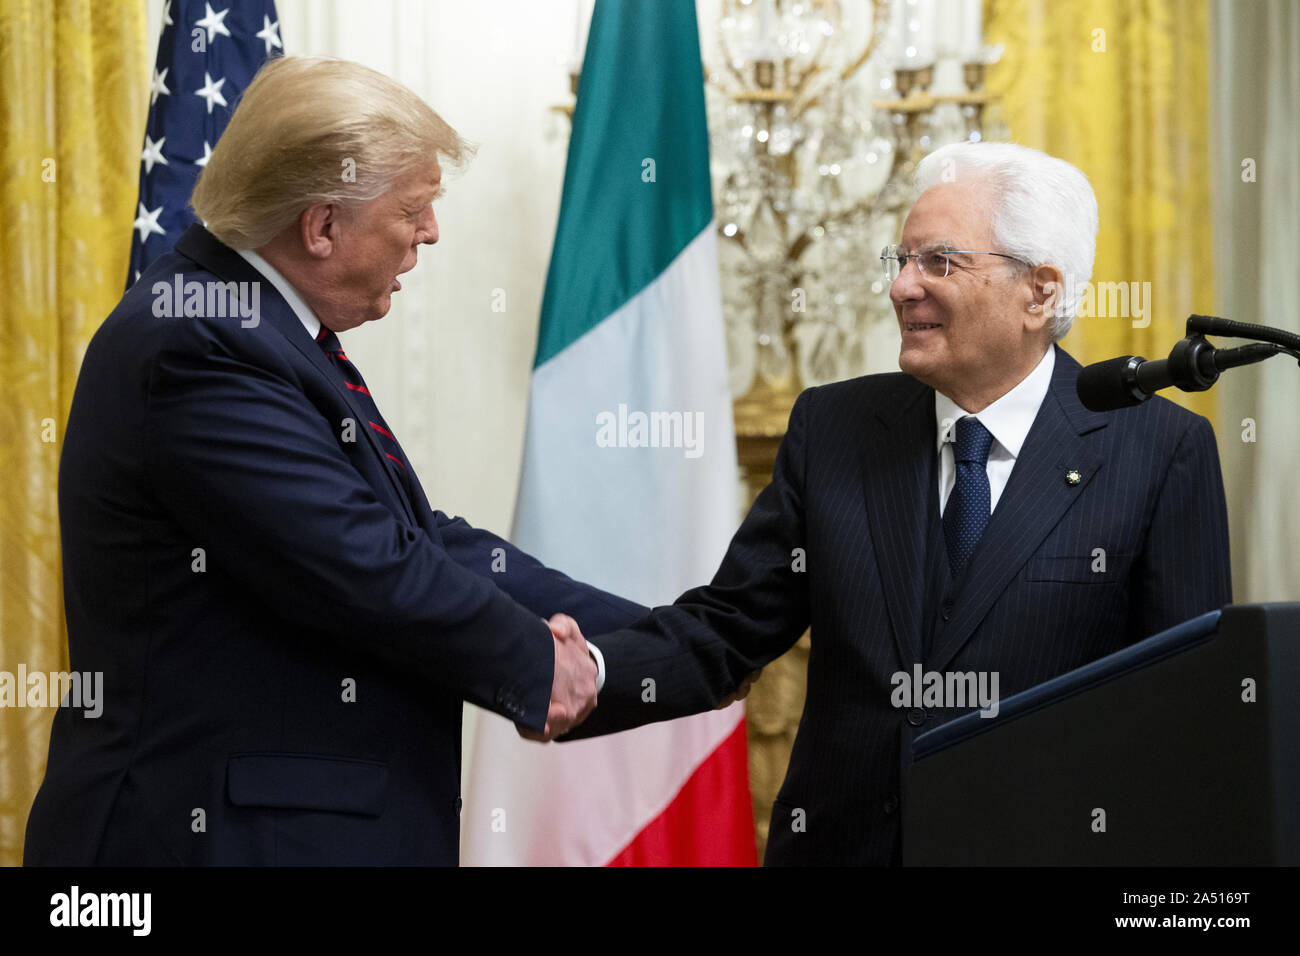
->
[25,56,643,866]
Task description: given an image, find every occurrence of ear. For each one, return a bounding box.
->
[1026,264,1063,334]
[298,203,338,260]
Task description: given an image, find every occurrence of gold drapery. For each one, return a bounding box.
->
[985,0,1216,422]
[0,0,146,866]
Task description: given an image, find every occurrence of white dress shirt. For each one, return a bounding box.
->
[237,248,322,340]
[934,346,1055,516]
[233,247,608,691]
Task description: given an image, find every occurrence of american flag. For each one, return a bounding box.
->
[127,0,283,288]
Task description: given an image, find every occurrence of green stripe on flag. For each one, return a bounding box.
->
[533,0,714,368]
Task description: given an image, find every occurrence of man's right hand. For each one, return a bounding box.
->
[518,613,597,742]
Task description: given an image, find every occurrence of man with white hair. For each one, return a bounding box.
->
[25,56,646,866]
[563,141,1233,865]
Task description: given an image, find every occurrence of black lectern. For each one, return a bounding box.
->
[903,603,1300,864]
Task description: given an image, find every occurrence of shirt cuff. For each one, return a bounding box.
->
[587,641,606,693]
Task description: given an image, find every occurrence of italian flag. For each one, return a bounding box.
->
[460,0,756,866]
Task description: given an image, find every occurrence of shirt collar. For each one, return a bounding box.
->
[934,346,1056,459]
[236,248,322,341]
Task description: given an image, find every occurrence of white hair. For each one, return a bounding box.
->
[913,142,1099,340]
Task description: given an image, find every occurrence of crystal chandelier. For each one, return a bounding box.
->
[706,0,1006,414]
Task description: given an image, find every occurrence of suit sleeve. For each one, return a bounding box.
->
[563,387,817,739]
[434,513,649,633]
[1128,413,1233,642]
[143,318,556,731]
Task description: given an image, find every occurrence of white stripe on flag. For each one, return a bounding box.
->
[461,224,743,866]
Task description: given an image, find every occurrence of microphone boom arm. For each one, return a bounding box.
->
[1076,314,1299,412]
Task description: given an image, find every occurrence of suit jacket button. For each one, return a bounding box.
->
[883,796,899,815]
[906,707,926,727]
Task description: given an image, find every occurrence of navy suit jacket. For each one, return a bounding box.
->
[569,346,1232,865]
[25,224,644,866]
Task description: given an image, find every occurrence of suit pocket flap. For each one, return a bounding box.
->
[1025,553,1126,583]
[227,753,388,816]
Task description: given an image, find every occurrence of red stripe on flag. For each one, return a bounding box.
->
[369,420,395,441]
[384,453,405,469]
[604,716,757,867]
[344,382,371,396]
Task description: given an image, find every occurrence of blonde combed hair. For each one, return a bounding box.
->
[191,56,472,249]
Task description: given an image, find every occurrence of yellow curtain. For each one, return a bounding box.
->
[985,0,1216,423]
[0,0,146,866]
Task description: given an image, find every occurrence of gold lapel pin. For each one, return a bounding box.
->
[1065,469,1082,486]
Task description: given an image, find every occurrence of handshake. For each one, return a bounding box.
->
[517,613,761,742]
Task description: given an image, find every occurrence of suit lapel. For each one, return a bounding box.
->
[173,225,418,524]
[929,346,1110,673]
[861,375,935,668]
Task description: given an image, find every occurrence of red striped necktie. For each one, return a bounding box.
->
[315,326,416,508]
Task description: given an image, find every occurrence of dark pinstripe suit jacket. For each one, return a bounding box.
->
[570,344,1232,865]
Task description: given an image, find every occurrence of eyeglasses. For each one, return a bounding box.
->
[880,244,1029,281]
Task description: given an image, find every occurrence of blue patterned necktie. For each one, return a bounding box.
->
[315,327,416,508]
[943,415,995,574]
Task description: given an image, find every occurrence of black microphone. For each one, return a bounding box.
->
[1076,355,1158,411]
[1077,338,1281,411]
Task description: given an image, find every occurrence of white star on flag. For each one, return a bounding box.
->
[256,15,282,56]
[133,203,166,243]
[129,0,281,285]
[195,72,227,114]
[150,67,170,106]
[195,3,232,44]
[141,135,169,174]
